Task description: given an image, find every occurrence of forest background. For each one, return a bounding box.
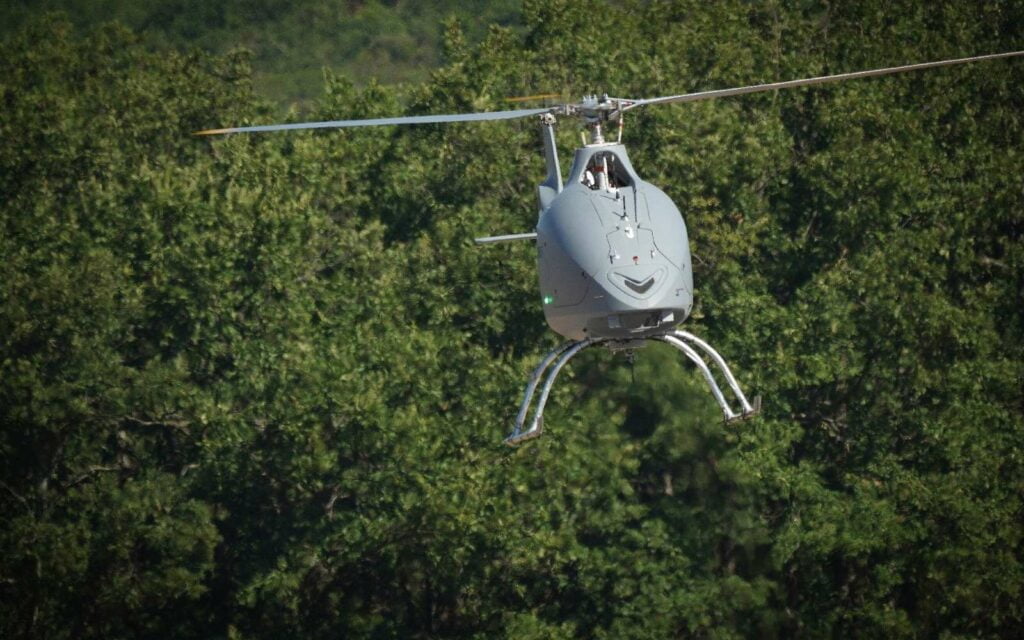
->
[1,1,1023,638]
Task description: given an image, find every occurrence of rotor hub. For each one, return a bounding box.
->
[556,94,635,145]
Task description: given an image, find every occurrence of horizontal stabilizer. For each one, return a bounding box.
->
[474,232,538,245]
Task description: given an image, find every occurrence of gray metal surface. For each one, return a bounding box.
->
[474,232,538,245]
[537,113,563,213]
[536,144,692,340]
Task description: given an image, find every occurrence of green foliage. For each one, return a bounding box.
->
[2,2,1024,638]
[0,0,524,106]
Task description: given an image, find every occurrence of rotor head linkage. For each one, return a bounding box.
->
[568,94,635,145]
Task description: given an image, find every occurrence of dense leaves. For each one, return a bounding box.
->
[2,2,1023,638]
[0,0,524,104]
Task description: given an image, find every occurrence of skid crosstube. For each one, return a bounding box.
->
[505,330,760,446]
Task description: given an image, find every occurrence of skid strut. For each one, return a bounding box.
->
[654,330,760,423]
[505,331,760,446]
[505,338,606,445]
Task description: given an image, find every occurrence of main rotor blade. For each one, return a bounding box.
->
[195,107,553,135]
[625,51,1024,110]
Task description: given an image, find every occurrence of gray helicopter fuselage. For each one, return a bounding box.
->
[537,143,693,340]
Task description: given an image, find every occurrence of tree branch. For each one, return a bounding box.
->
[123,414,191,434]
[63,465,120,491]
[0,479,31,513]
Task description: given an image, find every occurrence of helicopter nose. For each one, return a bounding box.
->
[606,265,667,300]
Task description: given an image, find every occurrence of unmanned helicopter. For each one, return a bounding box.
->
[198,50,1023,446]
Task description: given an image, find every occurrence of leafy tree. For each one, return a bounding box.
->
[0,0,524,104]
[2,2,1023,638]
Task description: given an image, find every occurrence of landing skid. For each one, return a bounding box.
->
[505,330,761,446]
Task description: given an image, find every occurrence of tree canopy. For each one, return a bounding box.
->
[0,0,523,104]
[1,2,1023,638]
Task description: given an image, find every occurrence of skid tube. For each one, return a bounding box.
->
[505,331,760,446]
